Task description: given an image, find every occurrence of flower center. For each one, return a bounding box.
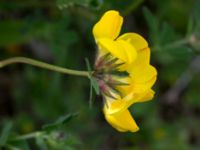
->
[93,53,130,99]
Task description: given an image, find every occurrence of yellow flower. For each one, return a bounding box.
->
[93,10,157,132]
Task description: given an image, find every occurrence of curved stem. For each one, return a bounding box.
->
[0,57,90,78]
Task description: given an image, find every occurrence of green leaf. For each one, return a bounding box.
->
[36,137,48,150]
[59,113,78,124]
[0,20,52,46]
[0,21,29,46]
[143,7,160,45]
[160,22,177,45]
[42,113,78,132]
[8,140,30,150]
[0,121,13,146]
[42,124,60,132]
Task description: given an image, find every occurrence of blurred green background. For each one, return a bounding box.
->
[0,0,200,149]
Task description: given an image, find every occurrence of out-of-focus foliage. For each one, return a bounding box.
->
[0,0,200,149]
[0,114,80,149]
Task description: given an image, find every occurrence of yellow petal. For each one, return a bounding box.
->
[127,76,156,104]
[116,33,157,104]
[130,65,157,83]
[103,106,139,132]
[114,76,156,109]
[106,74,156,113]
[118,33,150,71]
[133,76,157,92]
[138,89,155,102]
[116,67,156,98]
[118,47,151,72]
[105,98,127,114]
[118,33,148,51]
[104,85,134,115]
[93,10,123,40]
[97,38,137,64]
[119,33,157,82]
[132,47,150,66]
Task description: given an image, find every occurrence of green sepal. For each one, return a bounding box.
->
[85,58,100,95]
[89,81,94,108]
[105,57,118,66]
[91,77,100,95]
[111,62,125,69]
[108,80,129,86]
[107,84,122,98]
[103,88,117,100]
[110,70,129,77]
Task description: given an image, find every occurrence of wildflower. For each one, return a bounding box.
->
[92,10,157,132]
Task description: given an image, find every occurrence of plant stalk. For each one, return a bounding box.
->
[0,57,90,78]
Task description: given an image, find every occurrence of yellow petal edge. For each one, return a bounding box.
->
[93,10,123,40]
[104,106,139,132]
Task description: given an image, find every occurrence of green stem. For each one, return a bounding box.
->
[163,38,189,49]
[0,57,90,78]
[10,131,42,141]
[152,37,189,52]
